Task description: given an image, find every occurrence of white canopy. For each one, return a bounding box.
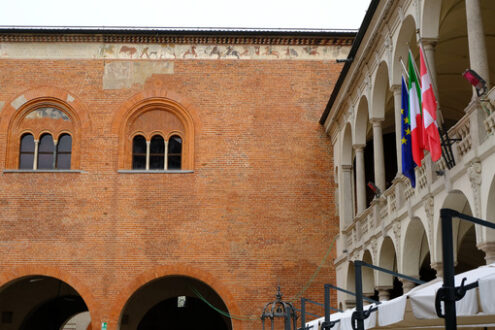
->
[306,263,495,329]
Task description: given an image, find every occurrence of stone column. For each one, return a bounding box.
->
[354,145,366,214]
[33,139,39,170]
[400,278,417,294]
[478,242,495,265]
[422,40,439,96]
[431,262,443,278]
[376,286,392,302]
[392,85,403,173]
[145,140,151,170]
[52,139,58,169]
[341,165,355,227]
[465,0,491,92]
[372,119,386,192]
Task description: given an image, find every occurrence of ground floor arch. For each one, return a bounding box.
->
[439,189,485,274]
[0,275,90,330]
[119,275,232,330]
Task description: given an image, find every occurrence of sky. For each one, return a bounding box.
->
[0,0,371,30]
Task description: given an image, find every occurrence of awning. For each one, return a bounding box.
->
[306,263,495,329]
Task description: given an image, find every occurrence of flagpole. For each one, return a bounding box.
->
[399,57,409,80]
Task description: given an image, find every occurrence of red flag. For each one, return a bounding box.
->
[419,46,442,162]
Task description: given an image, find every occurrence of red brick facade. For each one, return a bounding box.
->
[0,31,348,329]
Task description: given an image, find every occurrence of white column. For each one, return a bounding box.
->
[372,119,386,192]
[33,140,39,170]
[145,140,150,170]
[478,242,495,265]
[400,278,417,294]
[341,165,354,227]
[376,286,392,302]
[392,85,402,173]
[431,262,443,278]
[354,145,366,214]
[465,0,491,92]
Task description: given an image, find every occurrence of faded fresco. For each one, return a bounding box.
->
[25,108,71,121]
[0,42,350,61]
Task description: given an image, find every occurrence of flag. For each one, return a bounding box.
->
[408,51,424,166]
[420,45,442,162]
[401,76,416,188]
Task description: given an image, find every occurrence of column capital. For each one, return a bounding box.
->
[477,241,495,264]
[419,38,438,48]
[399,277,418,293]
[352,144,366,151]
[391,84,401,95]
[430,262,443,278]
[370,117,384,125]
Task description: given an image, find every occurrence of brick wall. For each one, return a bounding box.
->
[0,50,343,329]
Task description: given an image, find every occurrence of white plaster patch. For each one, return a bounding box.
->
[11,95,27,110]
[66,94,75,103]
[0,42,351,61]
[103,61,174,90]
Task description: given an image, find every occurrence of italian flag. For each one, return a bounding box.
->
[408,51,424,166]
[420,46,442,162]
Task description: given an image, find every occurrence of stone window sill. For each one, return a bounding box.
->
[118,170,194,174]
[3,169,85,173]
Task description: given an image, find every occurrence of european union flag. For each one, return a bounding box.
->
[401,76,416,188]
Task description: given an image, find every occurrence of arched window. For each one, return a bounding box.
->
[167,135,182,170]
[19,133,35,169]
[38,133,55,169]
[56,134,72,169]
[150,135,165,170]
[132,135,147,170]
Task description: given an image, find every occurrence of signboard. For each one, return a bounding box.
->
[101,322,108,330]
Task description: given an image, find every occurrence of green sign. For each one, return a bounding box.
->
[101,322,107,330]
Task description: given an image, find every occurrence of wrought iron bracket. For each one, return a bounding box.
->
[435,277,479,318]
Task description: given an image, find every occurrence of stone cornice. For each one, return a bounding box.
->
[0,32,354,46]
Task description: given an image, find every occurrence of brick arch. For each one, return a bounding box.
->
[109,264,244,330]
[1,86,91,169]
[0,264,101,330]
[112,89,200,170]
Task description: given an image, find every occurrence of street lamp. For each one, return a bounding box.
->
[261,287,298,330]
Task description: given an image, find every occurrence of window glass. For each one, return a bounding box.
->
[150,135,165,170]
[19,133,35,169]
[38,134,55,169]
[168,135,182,170]
[132,135,146,169]
[56,134,72,169]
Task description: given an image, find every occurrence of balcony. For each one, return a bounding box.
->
[336,87,495,264]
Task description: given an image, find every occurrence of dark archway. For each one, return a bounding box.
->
[20,295,87,330]
[0,275,90,330]
[138,296,227,330]
[120,276,232,330]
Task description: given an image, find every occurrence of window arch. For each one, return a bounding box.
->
[19,133,35,169]
[9,101,79,171]
[56,134,72,169]
[150,135,165,170]
[38,133,55,169]
[119,97,194,171]
[132,135,147,170]
[131,134,183,171]
[167,135,182,170]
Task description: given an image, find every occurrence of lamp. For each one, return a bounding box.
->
[367,181,381,197]
[261,287,298,330]
[462,69,487,97]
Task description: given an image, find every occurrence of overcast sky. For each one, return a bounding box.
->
[0,0,371,30]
